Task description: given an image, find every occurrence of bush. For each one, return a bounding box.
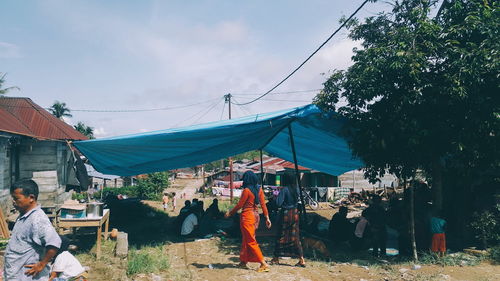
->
[136,172,170,201]
[127,246,170,276]
[469,207,500,249]
[90,185,139,200]
[489,245,500,264]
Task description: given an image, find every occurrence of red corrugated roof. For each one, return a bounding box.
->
[0,97,88,140]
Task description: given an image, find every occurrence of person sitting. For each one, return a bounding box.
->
[329,206,353,243]
[180,208,199,238]
[206,198,222,218]
[49,236,87,281]
[351,210,370,251]
[198,208,219,238]
[179,200,191,214]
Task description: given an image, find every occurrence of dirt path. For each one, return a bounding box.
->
[165,237,500,281]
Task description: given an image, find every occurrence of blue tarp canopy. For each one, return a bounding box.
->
[73,104,363,177]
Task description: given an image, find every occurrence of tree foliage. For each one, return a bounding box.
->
[314,0,499,183]
[0,73,19,95]
[74,121,95,139]
[136,172,170,200]
[49,100,72,119]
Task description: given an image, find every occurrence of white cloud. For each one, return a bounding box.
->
[35,1,360,137]
[93,127,107,138]
[0,42,22,58]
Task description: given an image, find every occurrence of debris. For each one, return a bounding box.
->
[151,273,162,281]
[208,264,214,269]
[412,264,421,270]
[399,268,409,273]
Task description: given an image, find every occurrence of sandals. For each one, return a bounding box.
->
[269,258,280,265]
[294,262,306,268]
[257,265,270,272]
[237,262,249,269]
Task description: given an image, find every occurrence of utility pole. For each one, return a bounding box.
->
[224,93,234,201]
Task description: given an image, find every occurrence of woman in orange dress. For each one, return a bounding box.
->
[225,171,272,272]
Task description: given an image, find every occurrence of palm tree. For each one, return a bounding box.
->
[49,101,72,119]
[0,72,20,95]
[74,121,95,139]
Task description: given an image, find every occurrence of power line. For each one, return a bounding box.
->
[232,0,371,106]
[233,97,313,103]
[231,97,253,116]
[231,89,322,96]
[67,98,220,112]
[219,101,226,120]
[172,98,223,127]
[191,98,224,125]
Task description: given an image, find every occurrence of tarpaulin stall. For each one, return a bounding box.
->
[73,104,363,219]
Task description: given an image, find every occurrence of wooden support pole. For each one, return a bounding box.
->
[288,125,308,224]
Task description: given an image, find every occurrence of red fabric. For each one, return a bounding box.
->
[239,208,264,262]
[229,188,269,217]
[431,233,446,252]
[229,188,269,263]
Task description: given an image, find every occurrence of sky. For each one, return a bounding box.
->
[1,0,392,138]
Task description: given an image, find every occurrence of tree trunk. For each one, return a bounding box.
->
[410,182,418,261]
[431,159,443,212]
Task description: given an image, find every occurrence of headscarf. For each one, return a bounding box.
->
[242,170,260,205]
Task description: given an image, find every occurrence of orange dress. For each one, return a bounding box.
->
[229,188,269,263]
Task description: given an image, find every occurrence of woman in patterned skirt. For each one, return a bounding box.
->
[270,185,306,267]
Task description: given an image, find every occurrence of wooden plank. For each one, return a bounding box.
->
[0,207,10,238]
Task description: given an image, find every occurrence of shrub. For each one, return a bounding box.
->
[489,245,500,264]
[136,172,170,200]
[469,208,500,249]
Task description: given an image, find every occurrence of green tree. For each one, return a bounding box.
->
[0,73,19,95]
[74,121,95,139]
[136,172,170,200]
[314,0,499,254]
[315,0,499,206]
[49,101,72,119]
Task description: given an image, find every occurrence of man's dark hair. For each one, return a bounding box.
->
[11,179,39,200]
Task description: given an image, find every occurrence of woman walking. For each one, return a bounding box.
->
[225,171,272,272]
[270,185,306,267]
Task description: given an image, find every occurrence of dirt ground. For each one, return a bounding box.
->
[1,178,499,280]
[163,237,499,281]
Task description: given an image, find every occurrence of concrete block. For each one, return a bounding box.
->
[115,231,128,258]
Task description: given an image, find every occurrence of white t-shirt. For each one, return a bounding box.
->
[51,251,85,279]
[180,213,198,235]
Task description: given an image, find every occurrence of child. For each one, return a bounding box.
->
[4,179,62,280]
[172,192,177,212]
[49,237,87,281]
[430,210,446,257]
[162,192,170,212]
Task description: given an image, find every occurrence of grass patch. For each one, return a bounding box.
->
[218,198,239,213]
[418,251,484,266]
[127,245,170,276]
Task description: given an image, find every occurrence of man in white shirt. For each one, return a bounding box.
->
[180,213,198,237]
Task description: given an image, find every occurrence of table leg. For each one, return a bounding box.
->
[96,225,102,259]
[104,217,109,240]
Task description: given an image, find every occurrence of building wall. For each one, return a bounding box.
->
[0,137,12,216]
[0,134,74,215]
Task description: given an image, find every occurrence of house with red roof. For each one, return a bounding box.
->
[0,97,88,215]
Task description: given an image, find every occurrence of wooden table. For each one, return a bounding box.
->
[58,209,110,258]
